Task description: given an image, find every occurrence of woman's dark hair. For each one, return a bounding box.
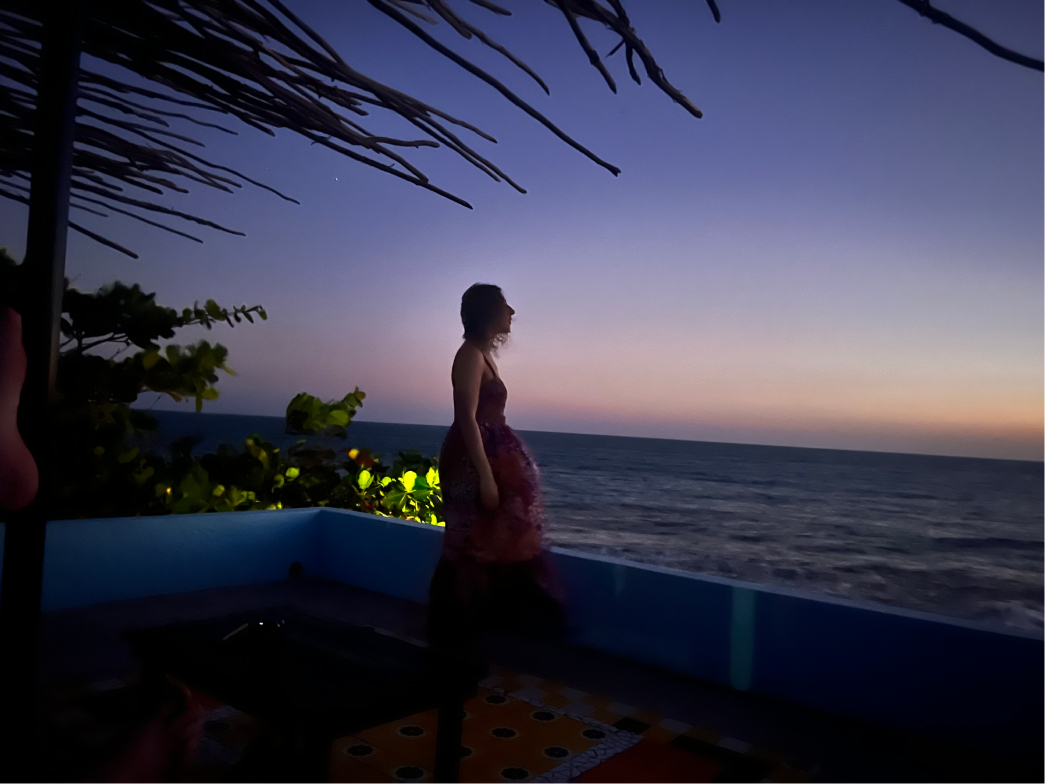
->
[461,283,506,344]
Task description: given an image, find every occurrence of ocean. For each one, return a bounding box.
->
[142,410,1044,632]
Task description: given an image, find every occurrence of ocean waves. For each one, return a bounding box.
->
[146,412,1044,632]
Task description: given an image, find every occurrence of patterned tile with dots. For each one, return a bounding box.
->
[329,666,810,782]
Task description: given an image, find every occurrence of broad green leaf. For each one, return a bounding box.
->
[383,488,409,510]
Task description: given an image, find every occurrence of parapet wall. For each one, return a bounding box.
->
[30,508,1044,753]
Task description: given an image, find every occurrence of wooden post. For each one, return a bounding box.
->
[0,0,81,777]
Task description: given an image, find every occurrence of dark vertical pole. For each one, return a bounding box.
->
[0,0,81,778]
[433,689,465,783]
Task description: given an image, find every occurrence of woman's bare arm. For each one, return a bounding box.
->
[0,308,38,512]
[452,343,498,509]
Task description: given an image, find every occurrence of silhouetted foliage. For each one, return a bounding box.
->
[0,250,444,523]
[1,1,1037,257]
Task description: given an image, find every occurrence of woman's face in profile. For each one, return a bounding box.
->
[497,299,515,335]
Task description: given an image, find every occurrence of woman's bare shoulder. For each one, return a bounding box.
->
[452,341,483,383]
[453,340,483,366]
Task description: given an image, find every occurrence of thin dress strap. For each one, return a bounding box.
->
[481,352,497,380]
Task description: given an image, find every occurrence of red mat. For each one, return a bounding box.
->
[573,738,724,783]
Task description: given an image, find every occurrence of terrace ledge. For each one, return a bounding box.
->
[1,507,1040,756]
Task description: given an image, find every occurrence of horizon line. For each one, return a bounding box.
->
[138,408,1045,465]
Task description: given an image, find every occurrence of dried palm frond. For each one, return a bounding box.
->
[0,0,714,256]
[1,0,1039,257]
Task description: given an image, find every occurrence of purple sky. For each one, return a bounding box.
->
[1,1,1042,459]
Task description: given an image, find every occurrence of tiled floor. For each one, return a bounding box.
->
[40,655,805,782]
[329,666,806,783]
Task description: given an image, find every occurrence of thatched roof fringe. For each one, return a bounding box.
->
[7,0,1030,255]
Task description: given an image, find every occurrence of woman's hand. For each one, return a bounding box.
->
[480,473,500,512]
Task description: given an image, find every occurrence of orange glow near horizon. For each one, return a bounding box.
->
[194,301,1042,461]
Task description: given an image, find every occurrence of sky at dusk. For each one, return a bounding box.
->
[1,1,1041,460]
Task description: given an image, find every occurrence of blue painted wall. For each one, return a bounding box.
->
[41,509,319,611]
[549,547,735,686]
[750,588,1041,746]
[27,508,1044,753]
[304,509,1041,753]
[312,510,443,603]
[547,544,1042,752]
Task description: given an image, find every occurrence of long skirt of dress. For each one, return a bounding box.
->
[428,421,565,649]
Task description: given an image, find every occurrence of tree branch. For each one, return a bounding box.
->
[894,0,1043,72]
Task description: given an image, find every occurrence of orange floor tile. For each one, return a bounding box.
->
[328,671,799,783]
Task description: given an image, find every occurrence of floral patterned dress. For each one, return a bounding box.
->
[428,360,564,646]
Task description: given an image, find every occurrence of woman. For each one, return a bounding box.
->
[428,284,564,652]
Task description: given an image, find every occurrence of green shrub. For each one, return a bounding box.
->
[0,252,443,524]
